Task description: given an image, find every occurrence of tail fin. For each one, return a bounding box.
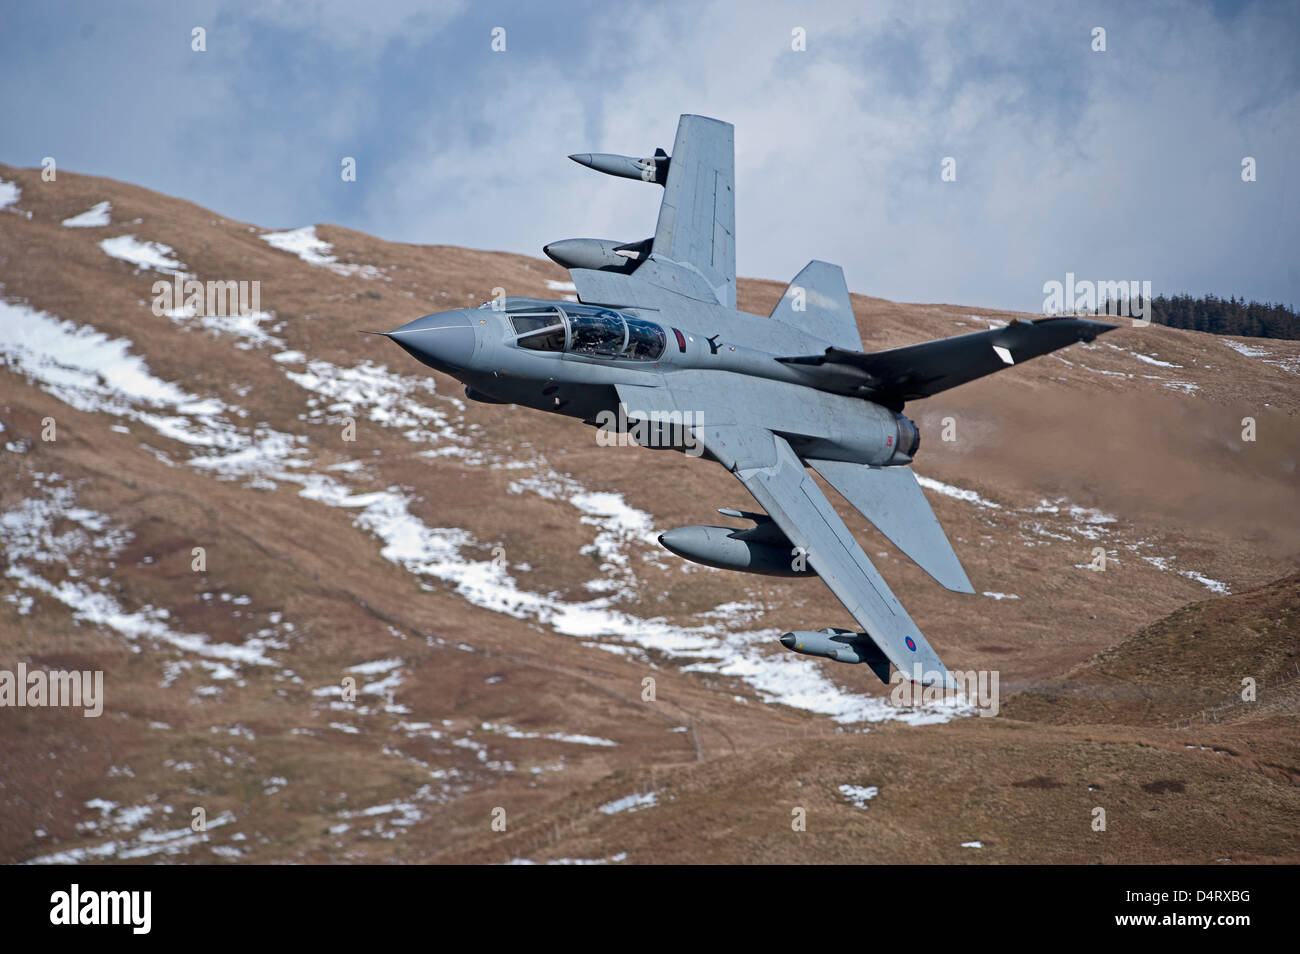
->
[770,261,862,350]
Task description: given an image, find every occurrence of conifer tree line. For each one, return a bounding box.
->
[1094,293,1299,340]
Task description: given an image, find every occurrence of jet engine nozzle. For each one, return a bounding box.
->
[891,413,920,463]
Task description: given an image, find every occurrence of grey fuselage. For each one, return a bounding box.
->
[389,298,917,468]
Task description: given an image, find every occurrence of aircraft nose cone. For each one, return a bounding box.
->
[387,310,477,370]
[779,633,796,650]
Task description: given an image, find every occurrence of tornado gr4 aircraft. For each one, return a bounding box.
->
[379,114,1116,687]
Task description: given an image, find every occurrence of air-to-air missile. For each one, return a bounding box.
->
[778,628,891,679]
[567,148,669,184]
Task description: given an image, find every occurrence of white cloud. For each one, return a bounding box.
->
[5,1,1295,311]
[361,1,1298,311]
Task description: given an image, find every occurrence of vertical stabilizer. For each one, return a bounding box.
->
[770,261,862,350]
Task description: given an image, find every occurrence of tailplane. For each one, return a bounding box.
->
[806,460,975,594]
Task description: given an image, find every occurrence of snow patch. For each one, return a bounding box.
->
[1218,337,1299,374]
[260,226,385,279]
[346,658,403,676]
[63,201,112,227]
[598,791,658,814]
[33,824,236,863]
[1106,342,1181,368]
[164,302,282,350]
[1141,555,1230,594]
[283,358,464,446]
[508,473,666,593]
[481,722,617,746]
[0,301,310,483]
[1220,339,1271,359]
[915,474,1002,510]
[100,235,185,274]
[839,784,878,808]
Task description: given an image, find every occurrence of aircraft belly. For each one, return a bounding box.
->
[463,373,616,421]
[667,371,896,465]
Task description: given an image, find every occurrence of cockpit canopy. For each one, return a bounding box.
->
[495,301,666,362]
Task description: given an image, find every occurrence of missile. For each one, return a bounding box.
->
[658,518,814,577]
[543,237,649,273]
[779,629,891,682]
[569,149,669,184]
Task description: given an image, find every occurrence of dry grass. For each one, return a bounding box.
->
[1,162,1297,864]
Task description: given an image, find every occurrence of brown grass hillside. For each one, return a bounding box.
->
[1,162,1297,864]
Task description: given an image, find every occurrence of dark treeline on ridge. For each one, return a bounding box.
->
[1096,293,1300,340]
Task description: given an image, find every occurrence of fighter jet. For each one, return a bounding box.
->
[379,114,1116,687]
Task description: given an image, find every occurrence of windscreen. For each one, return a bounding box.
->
[511,310,566,352]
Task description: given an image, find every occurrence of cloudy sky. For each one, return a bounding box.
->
[2,0,1296,312]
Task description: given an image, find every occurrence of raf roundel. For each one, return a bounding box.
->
[905,636,917,652]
